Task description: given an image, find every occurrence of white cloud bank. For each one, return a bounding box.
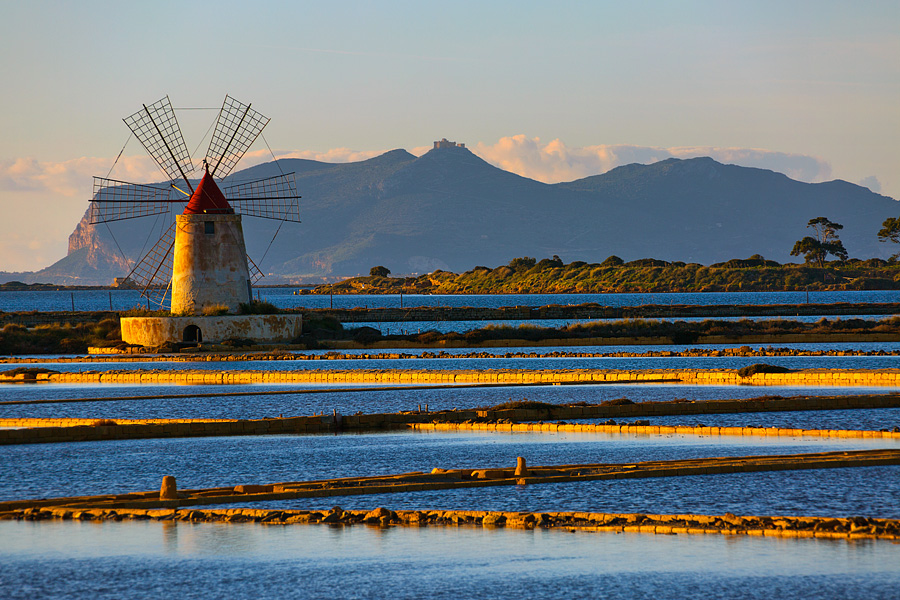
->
[0,139,856,273]
[471,136,834,185]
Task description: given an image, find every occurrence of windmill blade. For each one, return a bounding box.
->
[205,95,270,179]
[246,254,265,284]
[224,173,302,222]
[90,177,179,224]
[123,96,194,190]
[126,223,176,308]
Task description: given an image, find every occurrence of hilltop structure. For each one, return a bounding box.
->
[433,138,465,149]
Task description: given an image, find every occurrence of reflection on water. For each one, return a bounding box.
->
[0,520,897,600]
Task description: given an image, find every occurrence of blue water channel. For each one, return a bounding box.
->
[2,380,899,422]
[2,429,897,508]
[3,521,897,600]
[4,288,900,312]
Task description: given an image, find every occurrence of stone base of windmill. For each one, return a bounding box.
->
[120,315,303,347]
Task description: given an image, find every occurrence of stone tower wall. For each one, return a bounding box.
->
[171,213,251,315]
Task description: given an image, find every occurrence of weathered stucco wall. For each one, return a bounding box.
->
[121,315,302,346]
[171,213,251,315]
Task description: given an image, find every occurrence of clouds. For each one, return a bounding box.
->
[0,155,160,197]
[472,136,833,184]
[859,175,882,193]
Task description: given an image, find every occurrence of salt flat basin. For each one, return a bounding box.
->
[2,430,899,514]
[2,520,898,600]
[0,379,897,422]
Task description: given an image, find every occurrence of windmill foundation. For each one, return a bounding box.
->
[120,313,302,347]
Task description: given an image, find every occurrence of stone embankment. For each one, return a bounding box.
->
[2,394,899,445]
[2,506,896,540]
[5,367,900,387]
[2,451,899,540]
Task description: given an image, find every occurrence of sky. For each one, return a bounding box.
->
[1,0,898,272]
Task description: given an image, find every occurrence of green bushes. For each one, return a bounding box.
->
[238,300,279,315]
[0,319,122,354]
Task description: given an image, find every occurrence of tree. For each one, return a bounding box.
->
[877,217,900,259]
[508,257,536,271]
[369,266,391,277]
[790,217,848,267]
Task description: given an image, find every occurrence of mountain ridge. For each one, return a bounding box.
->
[5,148,897,285]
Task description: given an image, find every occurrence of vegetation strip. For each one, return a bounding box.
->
[2,506,896,540]
[2,450,897,513]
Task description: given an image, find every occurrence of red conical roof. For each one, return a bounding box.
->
[184,168,233,214]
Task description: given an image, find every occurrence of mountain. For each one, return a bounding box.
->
[17,146,900,285]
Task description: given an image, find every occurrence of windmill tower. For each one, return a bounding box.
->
[90,95,303,347]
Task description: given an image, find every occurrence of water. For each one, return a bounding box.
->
[354,314,895,334]
[1,430,896,502]
[2,521,897,600]
[3,288,900,313]
[1,381,896,420]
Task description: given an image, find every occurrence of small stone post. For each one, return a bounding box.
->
[514,456,528,477]
[160,475,177,500]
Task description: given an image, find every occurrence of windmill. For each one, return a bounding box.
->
[90,95,301,316]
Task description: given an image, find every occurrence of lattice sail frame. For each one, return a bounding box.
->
[206,95,271,179]
[89,177,177,224]
[224,173,302,222]
[123,96,193,189]
[124,222,176,307]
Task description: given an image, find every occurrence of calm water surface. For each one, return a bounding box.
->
[2,430,897,506]
[1,381,896,420]
[4,289,900,312]
[2,521,897,600]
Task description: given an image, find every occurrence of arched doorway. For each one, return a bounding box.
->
[183,324,202,343]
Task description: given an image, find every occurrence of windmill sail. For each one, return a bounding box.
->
[89,177,178,224]
[224,173,301,222]
[206,95,270,179]
[123,96,194,190]
[125,223,176,307]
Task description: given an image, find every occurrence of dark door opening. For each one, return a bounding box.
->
[183,325,202,343]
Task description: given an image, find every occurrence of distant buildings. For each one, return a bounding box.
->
[434,138,465,149]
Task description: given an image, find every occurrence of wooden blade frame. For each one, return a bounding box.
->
[224,173,301,222]
[205,95,270,179]
[123,96,194,191]
[126,223,176,308]
[89,177,178,224]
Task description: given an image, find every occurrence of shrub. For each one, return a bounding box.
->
[600,255,624,267]
[490,399,556,411]
[238,300,279,315]
[201,303,230,316]
[600,397,635,406]
[737,363,792,378]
